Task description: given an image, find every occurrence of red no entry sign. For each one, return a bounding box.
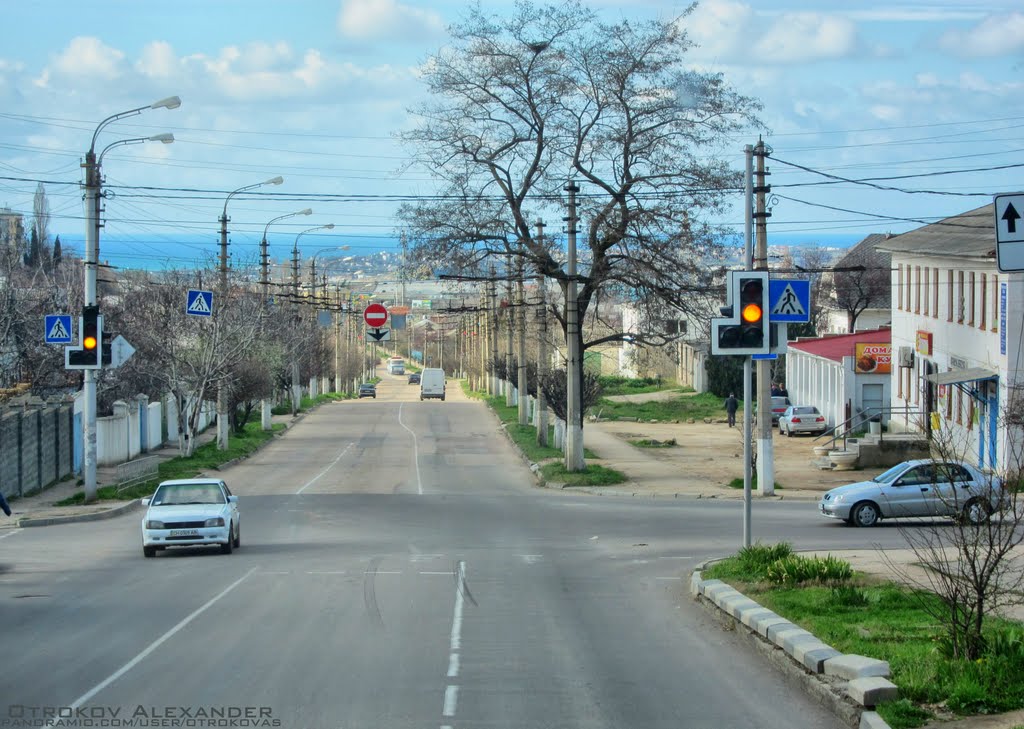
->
[364,303,388,327]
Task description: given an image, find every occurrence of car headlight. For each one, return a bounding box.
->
[145,519,165,529]
[204,517,225,527]
[830,494,845,503]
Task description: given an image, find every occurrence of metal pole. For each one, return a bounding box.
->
[743,144,754,547]
[536,219,549,446]
[217,209,230,449]
[565,182,584,471]
[517,256,528,425]
[82,150,99,501]
[754,139,775,495]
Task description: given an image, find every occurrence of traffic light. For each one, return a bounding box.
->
[711,271,770,355]
[66,306,103,368]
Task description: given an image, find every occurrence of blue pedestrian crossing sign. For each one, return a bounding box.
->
[186,289,214,317]
[768,280,811,323]
[44,314,73,343]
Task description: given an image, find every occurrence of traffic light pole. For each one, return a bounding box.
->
[82,150,100,502]
[754,140,775,496]
[742,144,753,548]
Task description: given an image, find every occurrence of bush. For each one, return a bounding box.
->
[829,584,870,608]
[766,554,853,585]
[737,542,793,577]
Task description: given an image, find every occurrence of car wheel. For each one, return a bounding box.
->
[849,501,881,528]
[143,545,156,558]
[780,424,787,436]
[961,498,992,526]
[221,525,234,554]
[233,523,241,548]
[441,395,446,401]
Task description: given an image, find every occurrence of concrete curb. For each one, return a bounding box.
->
[18,498,143,528]
[691,564,895,729]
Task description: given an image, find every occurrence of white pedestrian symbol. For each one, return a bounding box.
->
[48,319,70,340]
[772,284,805,316]
[188,293,212,314]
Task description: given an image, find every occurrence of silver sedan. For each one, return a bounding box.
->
[819,459,1002,527]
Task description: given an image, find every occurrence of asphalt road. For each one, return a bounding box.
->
[0,374,911,729]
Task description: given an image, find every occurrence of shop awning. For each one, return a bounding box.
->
[926,367,997,386]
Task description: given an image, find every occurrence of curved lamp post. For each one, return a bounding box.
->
[288,225,335,410]
[81,97,180,503]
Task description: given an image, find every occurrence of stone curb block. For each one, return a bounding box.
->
[848,677,899,707]
[753,614,791,639]
[766,623,801,646]
[711,588,742,610]
[697,578,724,596]
[800,646,842,674]
[722,595,761,620]
[860,711,891,729]
[779,629,819,655]
[739,606,776,629]
[824,654,891,680]
[690,570,703,597]
[18,498,142,527]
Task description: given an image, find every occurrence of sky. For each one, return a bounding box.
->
[0,0,1022,269]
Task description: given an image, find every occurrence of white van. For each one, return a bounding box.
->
[419,368,446,401]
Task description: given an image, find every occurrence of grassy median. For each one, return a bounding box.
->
[703,543,1024,728]
[594,391,729,422]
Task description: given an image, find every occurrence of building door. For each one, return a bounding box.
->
[862,383,884,422]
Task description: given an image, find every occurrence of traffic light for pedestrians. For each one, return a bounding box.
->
[711,271,770,355]
[66,306,104,369]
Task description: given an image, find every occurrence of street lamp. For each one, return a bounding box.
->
[80,96,180,503]
[215,176,286,451]
[288,224,335,412]
[310,245,350,396]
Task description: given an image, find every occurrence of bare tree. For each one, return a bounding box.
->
[32,183,51,265]
[399,1,761,356]
[831,235,891,332]
[884,403,1024,661]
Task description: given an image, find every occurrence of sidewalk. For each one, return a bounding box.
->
[0,413,298,529]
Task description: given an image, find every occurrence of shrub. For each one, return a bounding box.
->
[829,584,869,608]
[766,554,853,585]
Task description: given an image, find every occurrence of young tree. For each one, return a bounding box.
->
[400,1,761,391]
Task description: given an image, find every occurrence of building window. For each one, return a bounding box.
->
[968,398,975,432]
[980,274,987,330]
[914,266,921,313]
[923,267,929,316]
[933,268,939,318]
[957,271,965,323]
[992,275,999,332]
[956,387,963,425]
[947,270,954,322]
[969,272,976,327]
[897,265,904,311]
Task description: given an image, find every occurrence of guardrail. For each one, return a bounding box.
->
[115,456,160,493]
[814,404,921,451]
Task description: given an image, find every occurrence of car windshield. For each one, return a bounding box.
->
[152,484,225,506]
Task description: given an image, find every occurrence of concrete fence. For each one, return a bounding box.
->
[0,398,75,499]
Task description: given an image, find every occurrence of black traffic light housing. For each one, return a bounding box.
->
[66,306,104,369]
[711,271,770,355]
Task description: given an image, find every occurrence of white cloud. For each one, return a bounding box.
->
[337,0,445,42]
[937,12,1024,57]
[687,0,862,64]
[137,41,177,79]
[51,36,125,79]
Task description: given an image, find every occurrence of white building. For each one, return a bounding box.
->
[875,203,1011,473]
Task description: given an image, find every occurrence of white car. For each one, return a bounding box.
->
[778,405,828,436]
[819,460,1002,527]
[141,479,240,557]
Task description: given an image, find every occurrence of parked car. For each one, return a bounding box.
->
[141,479,240,557]
[408,373,421,385]
[358,383,377,398]
[755,396,791,424]
[818,460,1003,528]
[778,405,827,436]
[420,367,446,401]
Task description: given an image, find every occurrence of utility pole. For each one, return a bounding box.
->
[535,218,549,447]
[217,205,232,450]
[754,139,775,496]
[517,256,528,425]
[81,147,100,500]
[564,182,584,471]
[743,143,754,547]
[505,255,515,407]
[488,264,499,396]
[290,243,301,414]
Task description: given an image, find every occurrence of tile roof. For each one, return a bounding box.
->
[875,204,995,258]
[789,328,891,363]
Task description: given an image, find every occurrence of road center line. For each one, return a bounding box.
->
[447,653,459,677]
[296,443,353,495]
[441,560,466,721]
[442,686,459,717]
[51,567,257,719]
[397,403,424,495]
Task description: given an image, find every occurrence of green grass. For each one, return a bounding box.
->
[56,422,286,505]
[727,476,784,490]
[594,391,731,422]
[703,544,1024,728]
[597,375,688,397]
[540,462,628,487]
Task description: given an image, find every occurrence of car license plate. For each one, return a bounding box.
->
[169,529,199,537]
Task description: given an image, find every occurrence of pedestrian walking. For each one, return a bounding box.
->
[724,393,738,427]
[0,489,10,517]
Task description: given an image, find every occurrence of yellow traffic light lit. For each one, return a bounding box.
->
[742,303,763,323]
[83,335,98,350]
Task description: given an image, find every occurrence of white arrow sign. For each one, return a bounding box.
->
[109,335,136,368]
